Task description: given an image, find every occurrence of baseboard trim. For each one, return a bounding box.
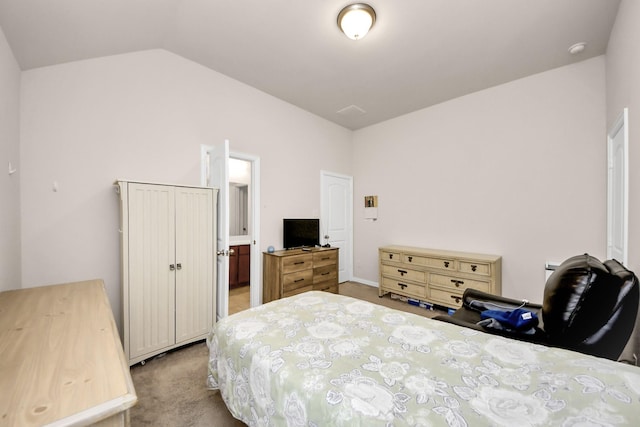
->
[349,277,378,287]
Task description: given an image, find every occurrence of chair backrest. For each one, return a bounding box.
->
[542,254,639,360]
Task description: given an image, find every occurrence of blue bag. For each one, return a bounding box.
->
[480,308,539,331]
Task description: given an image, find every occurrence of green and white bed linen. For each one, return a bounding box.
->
[207,291,640,426]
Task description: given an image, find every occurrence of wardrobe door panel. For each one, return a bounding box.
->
[174,187,214,344]
[127,183,176,359]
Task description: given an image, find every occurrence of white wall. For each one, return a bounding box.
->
[0,25,21,292]
[605,0,640,364]
[606,0,640,274]
[20,49,352,328]
[352,57,607,303]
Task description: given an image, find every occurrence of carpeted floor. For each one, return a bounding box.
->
[130,340,242,426]
[129,282,447,426]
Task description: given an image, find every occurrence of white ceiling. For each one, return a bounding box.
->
[0,0,621,130]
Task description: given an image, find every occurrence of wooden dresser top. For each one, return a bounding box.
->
[264,247,338,257]
[0,279,136,426]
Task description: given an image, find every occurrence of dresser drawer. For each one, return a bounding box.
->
[282,254,313,273]
[381,277,426,298]
[404,254,456,271]
[429,287,464,308]
[283,269,314,293]
[380,250,402,263]
[430,273,490,292]
[381,264,426,283]
[459,260,491,276]
[314,265,337,283]
[313,280,338,293]
[283,284,314,298]
[313,251,337,268]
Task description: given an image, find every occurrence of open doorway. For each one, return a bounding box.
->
[228,158,251,314]
[202,144,261,318]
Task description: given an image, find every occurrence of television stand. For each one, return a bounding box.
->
[263,247,339,303]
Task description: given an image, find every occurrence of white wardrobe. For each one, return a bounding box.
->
[116,181,217,365]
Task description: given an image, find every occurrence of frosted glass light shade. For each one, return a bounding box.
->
[338,4,376,40]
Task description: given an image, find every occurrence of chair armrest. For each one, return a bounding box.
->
[434,310,547,344]
[433,314,486,331]
[462,288,542,313]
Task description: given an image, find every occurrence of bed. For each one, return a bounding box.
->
[207,291,640,426]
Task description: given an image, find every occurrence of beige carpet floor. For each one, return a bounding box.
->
[129,282,447,426]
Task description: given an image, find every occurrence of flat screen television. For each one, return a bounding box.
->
[283,218,320,249]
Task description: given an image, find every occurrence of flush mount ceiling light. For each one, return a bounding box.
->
[337,3,376,40]
[568,42,587,55]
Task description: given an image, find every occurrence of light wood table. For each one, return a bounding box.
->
[0,279,137,426]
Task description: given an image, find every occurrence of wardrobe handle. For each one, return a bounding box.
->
[169,264,175,271]
[176,263,182,270]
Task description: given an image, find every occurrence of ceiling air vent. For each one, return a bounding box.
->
[336,104,366,116]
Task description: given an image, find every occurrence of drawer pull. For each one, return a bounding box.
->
[397,283,408,290]
[451,295,462,304]
[294,278,305,283]
[294,261,305,265]
[444,261,450,268]
[408,256,413,262]
[322,257,330,260]
[471,265,477,272]
[321,272,330,276]
[388,254,394,260]
[450,279,464,287]
[397,269,408,276]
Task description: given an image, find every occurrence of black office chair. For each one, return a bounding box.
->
[435,254,639,361]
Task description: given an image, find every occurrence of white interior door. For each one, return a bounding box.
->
[321,171,353,282]
[209,140,230,318]
[607,108,629,265]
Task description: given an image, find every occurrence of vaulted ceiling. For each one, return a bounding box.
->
[0,0,621,129]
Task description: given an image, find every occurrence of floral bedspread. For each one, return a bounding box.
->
[207,291,640,426]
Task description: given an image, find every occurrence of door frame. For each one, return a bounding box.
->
[320,170,353,282]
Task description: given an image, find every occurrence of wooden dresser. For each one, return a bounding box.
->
[0,279,137,426]
[379,245,501,309]
[263,247,339,303]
